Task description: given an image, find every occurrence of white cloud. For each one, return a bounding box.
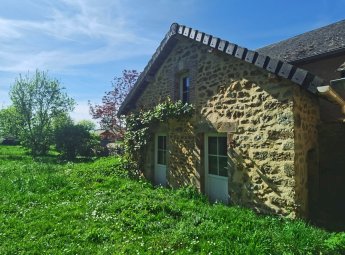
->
[0,0,197,121]
[0,0,157,73]
[70,100,97,125]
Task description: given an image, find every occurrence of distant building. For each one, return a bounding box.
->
[94,129,119,146]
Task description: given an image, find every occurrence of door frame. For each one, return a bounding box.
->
[204,133,229,203]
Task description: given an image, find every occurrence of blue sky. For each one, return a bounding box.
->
[1,0,344,124]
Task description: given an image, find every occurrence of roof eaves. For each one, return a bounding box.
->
[291,47,345,64]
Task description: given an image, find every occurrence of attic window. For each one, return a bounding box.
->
[180,75,190,104]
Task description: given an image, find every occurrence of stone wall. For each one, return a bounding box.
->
[135,37,320,218]
[201,76,298,216]
[318,123,345,214]
[167,119,201,188]
[292,87,320,218]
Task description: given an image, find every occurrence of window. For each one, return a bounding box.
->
[180,75,190,104]
[157,135,167,165]
[207,136,227,177]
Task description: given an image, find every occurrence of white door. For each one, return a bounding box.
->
[205,134,229,204]
[154,134,167,186]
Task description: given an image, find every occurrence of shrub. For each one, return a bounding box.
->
[54,124,105,160]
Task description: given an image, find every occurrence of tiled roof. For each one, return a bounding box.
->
[118,23,325,115]
[257,19,345,63]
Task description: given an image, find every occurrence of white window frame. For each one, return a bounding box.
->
[155,133,167,166]
[205,133,228,179]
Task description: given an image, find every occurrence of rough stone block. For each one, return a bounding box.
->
[210,37,219,48]
[235,47,247,60]
[291,68,308,85]
[189,29,197,39]
[183,27,190,37]
[266,59,283,74]
[254,54,269,68]
[278,62,294,79]
[178,25,185,35]
[244,50,257,63]
[203,34,211,45]
[196,31,204,42]
[225,43,237,55]
[308,76,324,93]
[217,40,227,51]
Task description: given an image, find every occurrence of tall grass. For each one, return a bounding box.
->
[0,146,344,254]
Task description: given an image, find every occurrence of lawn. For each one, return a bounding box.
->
[0,145,344,254]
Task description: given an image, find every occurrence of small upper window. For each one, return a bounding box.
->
[180,75,190,104]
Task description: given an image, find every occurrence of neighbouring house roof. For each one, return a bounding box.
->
[94,129,116,136]
[118,23,326,116]
[257,19,345,63]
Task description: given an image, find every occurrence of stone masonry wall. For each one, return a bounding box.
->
[201,76,297,216]
[135,37,319,218]
[318,123,345,218]
[292,87,320,218]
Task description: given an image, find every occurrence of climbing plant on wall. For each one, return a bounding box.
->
[123,100,194,176]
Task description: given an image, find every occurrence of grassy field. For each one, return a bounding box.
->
[0,145,344,254]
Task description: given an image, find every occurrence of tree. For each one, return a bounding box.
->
[89,69,139,138]
[54,124,92,160]
[0,106,21,139]
[77,120,96,132]
[10,70,75,156]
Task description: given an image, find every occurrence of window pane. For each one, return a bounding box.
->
[163,151,166,165]
[158,136,166,150]
[218,137,227,156]
[183,77,190,91]
[219,156,228,177]
[182,92,188,104]
[208,155,218,175]
[208,137,218,155]
[181,76,190,103]
[157,150,165,165]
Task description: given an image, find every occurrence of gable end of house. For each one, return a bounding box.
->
[118,23,325,116]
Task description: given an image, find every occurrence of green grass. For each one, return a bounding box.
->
[0,145,344,254]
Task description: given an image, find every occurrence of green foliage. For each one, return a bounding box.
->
[54,124,90,160]
[0,106,21,139]
[54,124,104,160]
[324,233,345,253]
[51,112,74,131]
[0,146,344,254]
[9,70,75,156]
[124,100,194,174]
[77,120,96,132]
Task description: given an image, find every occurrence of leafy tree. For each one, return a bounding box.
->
[89,69,139,138]
[52,112,74,132]
[55,124,90,160]
[0,106,21,139]
[10,70,75,156]
[77,120,96,132]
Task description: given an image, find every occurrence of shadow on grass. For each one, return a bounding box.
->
[33,155,100,165]
[0,145,101,165]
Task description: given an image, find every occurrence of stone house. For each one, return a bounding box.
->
[118,21,345,223]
